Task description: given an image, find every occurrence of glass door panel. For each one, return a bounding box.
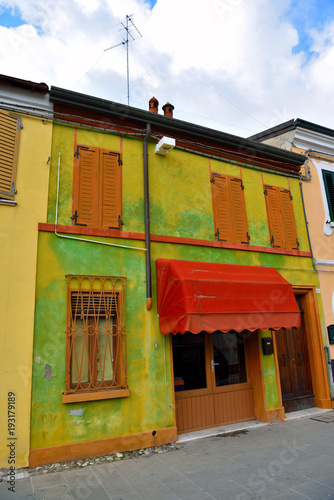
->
[172,332,207,391]
[212,331,247,387]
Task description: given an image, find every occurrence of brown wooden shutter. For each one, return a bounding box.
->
[229,177,249,244]
[280,189,299,250]
[100,150,122,229]
[212,174,249,244]
[265,185,299,250]
[0,110,20,200]
[212,174,233,242]
[264,185,284,248]
[75,146,99,227]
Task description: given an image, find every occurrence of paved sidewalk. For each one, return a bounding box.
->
[1,409,334,500]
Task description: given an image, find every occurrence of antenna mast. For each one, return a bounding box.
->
[105,14,142,106]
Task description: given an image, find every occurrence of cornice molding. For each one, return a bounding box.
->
[294,127,334,155]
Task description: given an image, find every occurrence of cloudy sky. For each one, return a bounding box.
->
[0,0,334,137]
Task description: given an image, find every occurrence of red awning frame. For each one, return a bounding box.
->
[156,259,301,335]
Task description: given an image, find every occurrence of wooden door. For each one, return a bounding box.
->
[172,332,255,433]
[275,300,314,412]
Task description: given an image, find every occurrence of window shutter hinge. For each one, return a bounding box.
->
[240,180,244,190]
[293,239,300,250]
[71,210,87,226]
[241,232,250,244]
[110,152,122,166]
[270,235,280,248]
[264,186,268,195]
[8,113,22,129]
[215,228,226,242]
[74,145,89,158]
[0,181,16,198]
[109,215,124,230]
[211,173,221,184]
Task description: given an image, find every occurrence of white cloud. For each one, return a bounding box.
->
[0,0,334,136]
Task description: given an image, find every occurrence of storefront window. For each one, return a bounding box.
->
[213,331,247,387]
[172,332,207,391]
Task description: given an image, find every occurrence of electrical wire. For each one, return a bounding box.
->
[72,52,107,90]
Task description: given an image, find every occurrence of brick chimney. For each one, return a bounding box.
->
[162,102,174,118]
[149,96,159,113]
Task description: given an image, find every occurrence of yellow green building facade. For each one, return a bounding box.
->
[27,90,332,466]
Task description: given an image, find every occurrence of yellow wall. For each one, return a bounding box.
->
[0,112,52,467]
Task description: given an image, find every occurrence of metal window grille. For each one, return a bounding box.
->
[64,275,127,394]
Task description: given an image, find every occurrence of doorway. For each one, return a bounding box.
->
[275,296,315,412]
[172,331,255,433]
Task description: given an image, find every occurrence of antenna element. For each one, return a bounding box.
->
[105,15,142,106]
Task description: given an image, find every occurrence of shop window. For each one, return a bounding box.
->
[322,170,334,221]
[212,331,247,387]
[211,173,250,244]
[63,275,129,403]
[72,145,122,229]
[264,184,299,250]
[0,109,21,200]
[172,331,247,392]
[173,333,207,391]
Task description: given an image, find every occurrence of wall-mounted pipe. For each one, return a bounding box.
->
[144,123,152,310]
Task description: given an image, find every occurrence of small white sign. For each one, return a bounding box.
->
[316,288,321,294]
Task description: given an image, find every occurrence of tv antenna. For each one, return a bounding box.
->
[105,14,142,106]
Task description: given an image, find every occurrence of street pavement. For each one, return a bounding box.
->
[1,408,334,500]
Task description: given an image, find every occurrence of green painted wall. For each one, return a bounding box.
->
[46,123,310,250]
[259,331,279,410]
[31,232,173,449]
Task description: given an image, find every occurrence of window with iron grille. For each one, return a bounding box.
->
[62,275,129,403]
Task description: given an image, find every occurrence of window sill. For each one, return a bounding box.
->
[62,387,130,403]
[0,199,17,206]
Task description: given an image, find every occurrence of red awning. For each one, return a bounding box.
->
[156,259,301,335]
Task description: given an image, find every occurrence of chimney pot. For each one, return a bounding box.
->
[162,102,174,118]
[149,96,159,113]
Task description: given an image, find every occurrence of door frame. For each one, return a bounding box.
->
[273,286,331,416]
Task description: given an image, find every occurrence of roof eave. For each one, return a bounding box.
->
[50,86,305,170]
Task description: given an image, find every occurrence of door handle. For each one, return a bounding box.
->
[211,360,219,372]
[297,353,302,365]
[282,353,287,367]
